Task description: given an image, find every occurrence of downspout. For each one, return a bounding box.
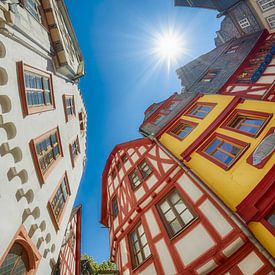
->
[140,130,275,266]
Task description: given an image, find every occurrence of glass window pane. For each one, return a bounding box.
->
[143,244,151,258]
[180,210,194,224]
[174,200,186,214]
[160,201,170,213]
[239,125,257,134]
[164,210,176,222]
[220,142,240,156]
[170,219,182,234]
[213,150,233,164]
[137,225,144,236]
[206,139,221,154]
[170,192,180,204]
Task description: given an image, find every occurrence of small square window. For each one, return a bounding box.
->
[152,114,165,126]
[138,160,152,178]
[128,170,141,189]
[239,18,250,29]
[157,189,197,238]
[128,223,151,268]
[63,95,75,122]
[169,120,195,140]
[201,70,219,82]
[70,136,80,167]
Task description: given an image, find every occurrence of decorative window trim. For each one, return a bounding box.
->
[168,119,197,141]
[156,188,198,239]
[128,159,153,190]
[30,127,63,184]
[17,62,55,116]
[0,224,41,274]
[221,109,272,138]
[128,222,151,269]
[48,172,71,231]
[69,136,80,168]
[197,133,249,170]
[239,18,250,29]
[184,102,216,119]
[63,94,76,122]
[257,0,275,12]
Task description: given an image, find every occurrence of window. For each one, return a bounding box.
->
[265,209,275,228]
[258,0,275,11]
[112,197,119,218]
[267,15,275,29]
[128,223,151,269]
[228,114,267,136]
[239,18,250,29]
[222,110,271,137]
[30,128,62,183]
[79,110,86,133]
[261,206,275,235]
[152,114,165,125]
[129,170,141,189]
[63,95,75,122]
[48,174,70,229]
[198,134,248,169]
[129,160,152,189]
[201,70,219,82]
[18,62,54,115]
[122,154,128,163]
[138,160,152,178]
[167,101,178,111]
[187,103,214,118]
[0,243,29,274]
[111,170,116,180]
[226,45,239,54]
[70,136,80,167]
[157,189,197,238]
[169,120,195,140]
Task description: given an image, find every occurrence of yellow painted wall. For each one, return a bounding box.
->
[160,94,275,209]
[248,222,275,257]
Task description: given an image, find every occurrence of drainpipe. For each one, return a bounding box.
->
[140,130,275,266]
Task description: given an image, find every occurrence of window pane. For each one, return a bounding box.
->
[170,219,182,234]
[205,139,221,154]
[213,150,233,164]
[180,210,194,224]
[174,200,186,214]
[143,245,151,258]
[170,191,180,204]
[160,201,170,213]
[220,142,240,156]
[165,210,176,222]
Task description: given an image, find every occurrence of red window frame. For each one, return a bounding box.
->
[185,102,216,119]
[197,133,249,170]
[261,207,275,235]
[168,119,197,140]
[17,62,55,116]
[69,136,80,168]
[29,127,63,184]
[221,109,272,138]
[63,94,76,122]
[128,159,153,190]
[48,173,71,230]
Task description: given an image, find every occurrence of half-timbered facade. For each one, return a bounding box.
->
[140,93,275,260]
[101,138,273,274]
[54,206,82,275]
[220,32,275,101]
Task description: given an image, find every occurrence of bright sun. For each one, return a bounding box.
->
[153,30,185,70]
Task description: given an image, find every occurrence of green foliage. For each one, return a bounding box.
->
[81,254,116,274]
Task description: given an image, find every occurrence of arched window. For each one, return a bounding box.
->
[0,243,29,274]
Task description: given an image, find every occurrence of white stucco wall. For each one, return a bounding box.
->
[0,4,87,274]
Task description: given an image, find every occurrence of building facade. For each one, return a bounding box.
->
[101,138,274,274]
[176,30,275,101]
[174,0,263,46]
[54,206,82,275]
[0,0,87,274]
[140,93,275,259]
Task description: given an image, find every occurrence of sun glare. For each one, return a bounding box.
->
[153,29,185,71]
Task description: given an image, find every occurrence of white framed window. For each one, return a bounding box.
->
[257,0,275,11]
[239,18,250,29]
[267,15,275,28]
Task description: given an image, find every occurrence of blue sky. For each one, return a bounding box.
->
[66,0,222,262]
